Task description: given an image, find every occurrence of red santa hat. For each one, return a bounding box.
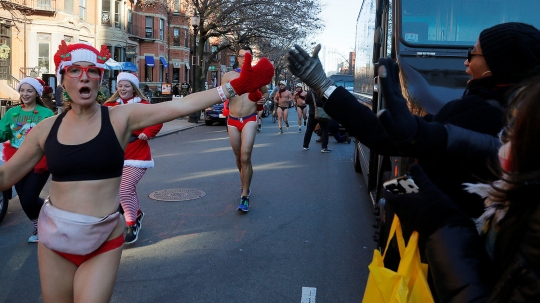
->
[17,77,46,96]
[54,40,111,83]
[117,72,139,88]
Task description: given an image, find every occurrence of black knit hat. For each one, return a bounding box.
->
[479,22,540,83]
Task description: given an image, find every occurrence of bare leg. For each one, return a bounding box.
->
[38,219,124,303]
[228,125,243,173]
[283,108,289,128]
[277,107,283,129]
[296,107,303,127]
[239,122,258,196]
[228,122,258,196]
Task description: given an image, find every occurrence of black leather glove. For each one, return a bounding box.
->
[287,44,334,98]
[383,164,471,237]
[376,58,419,145]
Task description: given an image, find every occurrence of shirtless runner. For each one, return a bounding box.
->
[273,81,293,134]
[222,46,269,212]
[293,83,307,132]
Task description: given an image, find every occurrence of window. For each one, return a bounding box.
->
[79,0,86,21]
[38,34,51,74]
[145,66,153,81]
[102,0,111,25]
[145,17,153,38]
[174,0,180,13]
[65,1,73,13]
[159,19,164,40]
[173,28,180,46]
[37,0,53,10]
[127,10,132,34]
[114,0,121,28]
[184,28,189,46]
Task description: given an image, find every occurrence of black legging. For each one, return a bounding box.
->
[13,171,49,221]
[303,112,329,149]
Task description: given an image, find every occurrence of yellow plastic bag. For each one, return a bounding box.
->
[362,215,434,303]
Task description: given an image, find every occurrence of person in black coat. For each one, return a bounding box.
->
[303,89,330,152]
[383,75,540,302]
[287,22,540,217]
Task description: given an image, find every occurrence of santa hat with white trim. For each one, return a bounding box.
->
[54,41,111,84]
[117,72,139,88]
[17,77,46,96]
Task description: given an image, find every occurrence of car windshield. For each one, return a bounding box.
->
[400,0,540,46]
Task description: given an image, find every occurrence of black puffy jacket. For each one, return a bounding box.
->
[425,202,540,302]
[323,81,507,217]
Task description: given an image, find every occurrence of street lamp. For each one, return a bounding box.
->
[188,12,200,123]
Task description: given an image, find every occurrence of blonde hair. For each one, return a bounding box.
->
[104,81,150,104]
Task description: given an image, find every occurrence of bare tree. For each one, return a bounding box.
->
[190,0,322,91]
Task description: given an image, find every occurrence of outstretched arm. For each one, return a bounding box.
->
[124,52,274,133]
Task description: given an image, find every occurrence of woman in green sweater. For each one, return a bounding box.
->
[0,77,54,242]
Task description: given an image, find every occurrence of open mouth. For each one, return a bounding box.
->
[79,87,91,97]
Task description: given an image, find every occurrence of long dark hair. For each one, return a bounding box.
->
[492,74,540,204]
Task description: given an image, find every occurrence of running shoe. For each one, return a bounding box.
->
[125,224,139,244]
[321,148,332,153]
[237,196,250,212]
[136,211,145,229]
[28,228,38,243]
[303,147,309,151]
[240,187,251,197]
[285,122,289,129]
[299,127,301,132]
[257,125,261,132]
[278,128,283,134]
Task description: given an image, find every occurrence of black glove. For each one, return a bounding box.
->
[376,58,419,145]
[383,164,470,237]
[287,44,334,98]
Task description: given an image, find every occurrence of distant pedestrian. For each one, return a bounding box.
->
[303,89,330,152]
[293,83,307,132]
[173,83,180,96]
[273,80,292,134]
[54,84,63,114]
[99,83,111,100]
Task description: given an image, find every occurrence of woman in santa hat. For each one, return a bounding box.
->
[0,77,55,242]
[0,40,273,302]
[104,72,163,244]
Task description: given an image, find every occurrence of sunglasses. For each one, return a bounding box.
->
[467,48,484,62]
[63,66,103,79]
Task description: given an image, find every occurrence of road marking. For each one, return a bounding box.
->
[301,287,316,303]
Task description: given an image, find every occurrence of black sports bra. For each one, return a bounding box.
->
[45,106,124,182]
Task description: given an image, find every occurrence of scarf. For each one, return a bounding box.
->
[295,90,305,100]
[117,96,142,105]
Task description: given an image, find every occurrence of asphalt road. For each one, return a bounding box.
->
[0,115,377,303]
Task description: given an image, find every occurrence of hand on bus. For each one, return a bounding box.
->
[376,58,419,145]
[287,44,334,98]
[383,164,469,237]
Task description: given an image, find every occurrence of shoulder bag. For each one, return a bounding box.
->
[312,91,331,122]
[362,215,434,303]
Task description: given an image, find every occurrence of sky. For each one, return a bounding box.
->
[314,0,362,72]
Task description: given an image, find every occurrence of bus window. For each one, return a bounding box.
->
[401,0,540,46]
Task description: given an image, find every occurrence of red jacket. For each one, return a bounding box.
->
[104,97,163,168]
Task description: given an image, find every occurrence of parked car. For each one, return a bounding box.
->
[204,103,226,126]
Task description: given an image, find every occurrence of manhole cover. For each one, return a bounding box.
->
[149,188,206,202]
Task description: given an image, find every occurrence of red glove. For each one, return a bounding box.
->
[248,90,262,102]
[230,53,274,96]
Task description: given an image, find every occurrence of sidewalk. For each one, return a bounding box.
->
[155,116,205,138]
